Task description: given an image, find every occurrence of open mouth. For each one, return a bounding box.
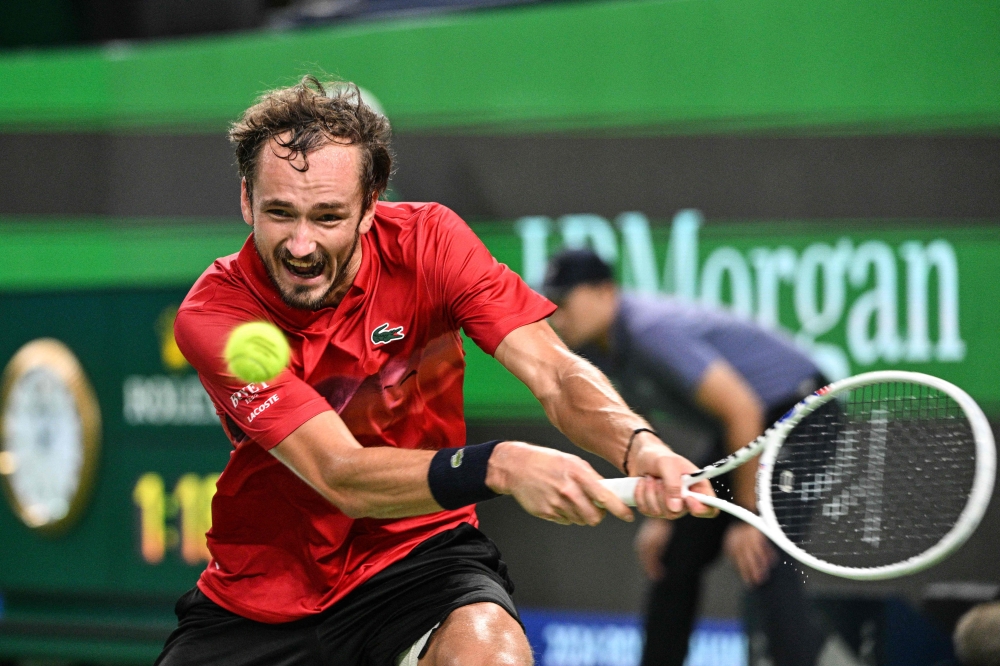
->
[281,256,326,280]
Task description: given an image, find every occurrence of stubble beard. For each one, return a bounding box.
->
[254,226,361,311]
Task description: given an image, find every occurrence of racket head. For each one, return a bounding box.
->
[756,371,995,581]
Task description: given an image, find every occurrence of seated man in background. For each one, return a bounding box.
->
[543,248,856,666]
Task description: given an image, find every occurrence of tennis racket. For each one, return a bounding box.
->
[600,371,995,580]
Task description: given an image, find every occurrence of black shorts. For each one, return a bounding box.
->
[155,523,520,666]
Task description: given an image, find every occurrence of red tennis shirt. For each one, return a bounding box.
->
[174,202,555,623]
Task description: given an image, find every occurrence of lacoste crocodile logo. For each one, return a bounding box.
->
[371,323,405,345]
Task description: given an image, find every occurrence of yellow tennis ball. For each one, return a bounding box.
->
[224,321,290,383]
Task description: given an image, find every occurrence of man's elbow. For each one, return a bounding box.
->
[318,488,374,519]
[337,500,371,520]
[297,461,363,518]
[315,474,371,518]
[300,447,373,517]
[324,491,410,520]
[316,474,407,519]
[271,443,385,518]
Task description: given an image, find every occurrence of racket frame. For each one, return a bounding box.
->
[602,370,996,581]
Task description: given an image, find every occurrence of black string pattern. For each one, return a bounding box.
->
[769,382,977,570]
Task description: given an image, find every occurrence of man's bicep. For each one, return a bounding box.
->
[494,320,577,400]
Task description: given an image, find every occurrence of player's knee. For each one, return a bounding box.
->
[422,603,533,666]
[433,644,531,666]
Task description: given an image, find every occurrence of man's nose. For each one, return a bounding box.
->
[285,221,317,258]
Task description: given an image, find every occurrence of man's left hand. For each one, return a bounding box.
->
[629,432,718,520]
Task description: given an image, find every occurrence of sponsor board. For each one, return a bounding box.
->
[520,609,746,666]
[517,210,966,381]
[123,374,217,426]
[122,305,219,427]
[458,211,1000,418]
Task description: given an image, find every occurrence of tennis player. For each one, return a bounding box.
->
[155,77,716,666]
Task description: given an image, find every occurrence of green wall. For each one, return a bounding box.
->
[1,0,998,133]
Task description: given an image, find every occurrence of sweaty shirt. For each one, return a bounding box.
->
[174,202,555,623]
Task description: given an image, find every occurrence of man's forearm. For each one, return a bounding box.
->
[274,412,638,527]
[537,353,651,472]
[494,322,655,472]
[496,321,718,519]
[272,436,443,519]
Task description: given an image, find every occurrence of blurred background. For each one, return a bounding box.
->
[0,0,998,664]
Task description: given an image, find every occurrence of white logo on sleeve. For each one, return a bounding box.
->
[247,394,279,423]
[230,382,270,408]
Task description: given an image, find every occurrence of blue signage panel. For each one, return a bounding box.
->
[520,609,747,666]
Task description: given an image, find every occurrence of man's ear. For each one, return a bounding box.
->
[240,179,254,227]
[358,191,379,234]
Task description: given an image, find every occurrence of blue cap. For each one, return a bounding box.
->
[542,248,614,302]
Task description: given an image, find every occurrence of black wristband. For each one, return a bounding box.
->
[428,440,503,510]
[623,428,659,476]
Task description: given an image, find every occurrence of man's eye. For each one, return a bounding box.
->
[317,215,343,223]
[267,209,292,218]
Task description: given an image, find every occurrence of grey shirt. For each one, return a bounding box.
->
[582,294,820,463]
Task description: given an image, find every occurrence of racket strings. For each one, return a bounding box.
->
[768,382,977,569]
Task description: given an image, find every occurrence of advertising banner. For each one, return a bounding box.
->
[520,610,745,666]
[465,214,1000,418]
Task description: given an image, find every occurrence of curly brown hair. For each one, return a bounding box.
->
[230,76,393,211]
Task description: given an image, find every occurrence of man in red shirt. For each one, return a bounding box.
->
[156,77,716,666]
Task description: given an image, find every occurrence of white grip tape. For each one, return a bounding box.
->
[599,476,700,507]
[598,477,768,532]
[599,477,640,506]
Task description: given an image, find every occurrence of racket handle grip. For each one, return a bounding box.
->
[599,477,639,507]
[599,475,699,508]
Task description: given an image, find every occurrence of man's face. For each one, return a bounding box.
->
[241,137,377,310]
[548,283,618,349]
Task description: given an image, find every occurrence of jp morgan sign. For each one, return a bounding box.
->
[515,210,966,381]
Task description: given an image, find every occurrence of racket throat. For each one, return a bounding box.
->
[682,489,769,535]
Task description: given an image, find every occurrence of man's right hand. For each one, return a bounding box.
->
[485,441,634,526]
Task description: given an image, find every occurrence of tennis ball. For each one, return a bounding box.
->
[224,321,291,383]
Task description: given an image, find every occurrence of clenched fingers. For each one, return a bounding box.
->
[634,476,686,520]
[501,443,640,526]
[682,477,719,518]
[554,478,608,526]
[582,477,634,523]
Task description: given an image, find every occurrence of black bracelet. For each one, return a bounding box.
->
[428,440,503,510]
[623,428,659,476]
